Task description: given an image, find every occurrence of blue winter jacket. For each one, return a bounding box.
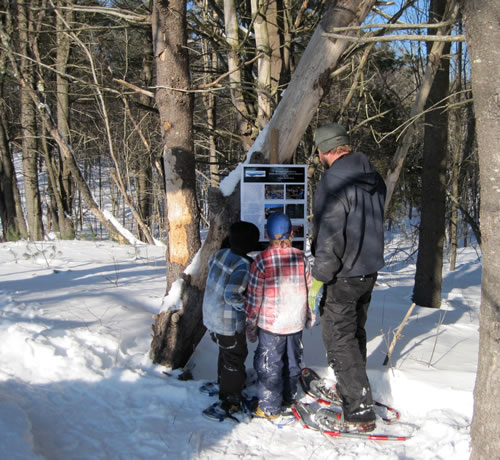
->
[202,248,251,335]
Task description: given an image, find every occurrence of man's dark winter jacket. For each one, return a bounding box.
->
[311,151,386,283]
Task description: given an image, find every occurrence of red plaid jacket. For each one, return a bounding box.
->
[245,242,313,335]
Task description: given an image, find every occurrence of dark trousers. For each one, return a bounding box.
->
[214,332,248,403]
[254,329,303,415]
[320,274,377,417]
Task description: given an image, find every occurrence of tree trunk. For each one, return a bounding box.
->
[281,0,292,84]
[201,15,219,187]
[267,0,281,105]
[460,1,500,458]
[18,3,44,240]
[449,138,459,271]
[449,32,465,272]
[251,0,278,130]
[0,114,26,240]
[150,0,202,367]
[54,0,75,239]
[135,32,155,242]
[412,0,451,308]
[0,43,27,240]
[0,11,26,241]
[224,0,254,151]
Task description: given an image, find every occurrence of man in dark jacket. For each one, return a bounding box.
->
[309,122,386,432]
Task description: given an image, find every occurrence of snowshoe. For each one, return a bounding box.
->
[202,400,242,423]
[299,368,342,405]
[314,406,345,432]
[199,381,219,397]
[292,402,322,431]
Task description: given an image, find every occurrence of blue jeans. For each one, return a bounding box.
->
[254,329,303,415]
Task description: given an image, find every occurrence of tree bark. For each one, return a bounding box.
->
[460,1,500,458]
[150,0,202,367]
[18,3,44,240]
[0,15,27,240]
[135,32,155,242]
[54,0,75,239]
[449,32,465,272]
[153,0,201,289]
[224,0,254,151]
[412,0,451,308]
[251,0,276,130]
[0,111,27,240]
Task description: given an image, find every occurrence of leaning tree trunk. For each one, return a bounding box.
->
[256,0,378,164]
[149,0,380,370]
[150,0,202,367]
[412,0,451,308]
[460,1,500,458]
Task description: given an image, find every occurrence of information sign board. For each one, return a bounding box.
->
[241,165,308,250]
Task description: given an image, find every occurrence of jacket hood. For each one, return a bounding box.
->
[324,151,381,195]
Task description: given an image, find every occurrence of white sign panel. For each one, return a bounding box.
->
[241,164,308,250]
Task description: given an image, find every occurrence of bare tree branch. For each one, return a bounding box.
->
[322,32,465,42]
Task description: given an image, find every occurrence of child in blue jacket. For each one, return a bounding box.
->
[202,221,260,418]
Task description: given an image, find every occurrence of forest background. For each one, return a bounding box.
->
[0,1,498,459]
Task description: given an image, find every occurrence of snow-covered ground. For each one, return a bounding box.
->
[0,236,479,459]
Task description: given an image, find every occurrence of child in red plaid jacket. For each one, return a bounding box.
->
[245,213,315,418]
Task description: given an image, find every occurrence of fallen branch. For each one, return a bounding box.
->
[383,302,417,366]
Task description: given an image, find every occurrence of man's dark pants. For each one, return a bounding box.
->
[320,274,377,418]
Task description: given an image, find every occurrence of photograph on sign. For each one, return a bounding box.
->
[286,184,305,200]
[265,184,284,199]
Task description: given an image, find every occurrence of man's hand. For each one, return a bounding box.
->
[308,278,324,311]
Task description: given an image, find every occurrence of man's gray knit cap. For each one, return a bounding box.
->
[314,123,350,153]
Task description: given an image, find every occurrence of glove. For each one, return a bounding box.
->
[308,278,324,311]
[246,320,258,343]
